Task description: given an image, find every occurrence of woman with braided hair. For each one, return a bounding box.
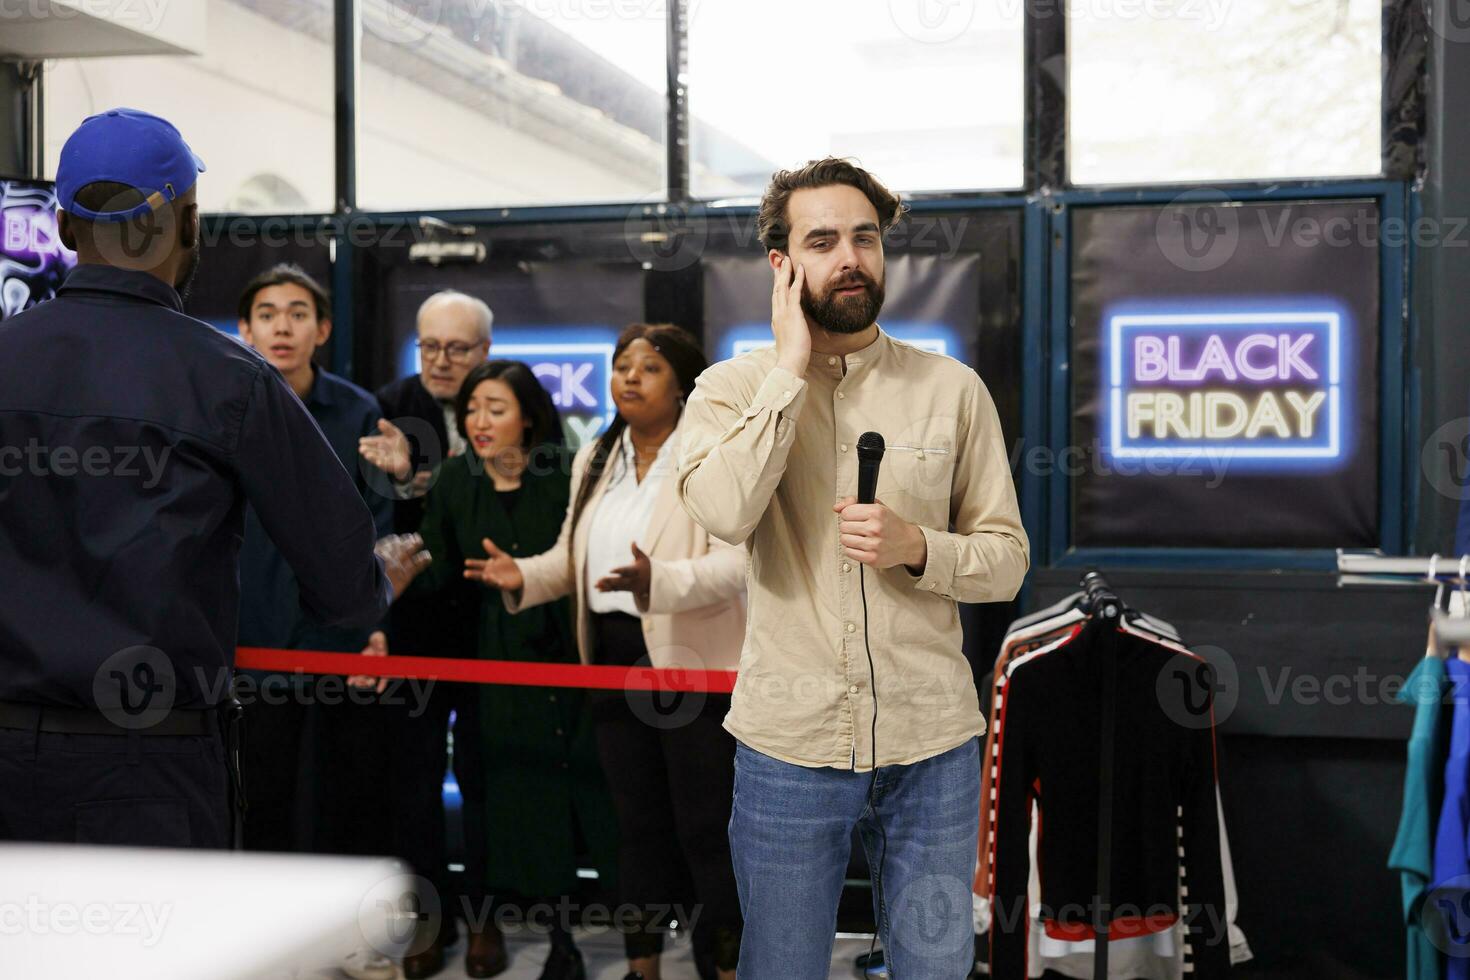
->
[469,323,746,980]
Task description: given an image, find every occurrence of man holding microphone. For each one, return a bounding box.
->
[676,158,1029,978]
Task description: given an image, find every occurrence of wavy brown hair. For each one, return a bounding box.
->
[755,157,906,253]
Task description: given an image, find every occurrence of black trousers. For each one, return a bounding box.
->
[386,677,488,938]
[0,724,230,847]
[239,680,310,852]
[312,686,397,856]
[590,611,742,972]
[238,673,397,857]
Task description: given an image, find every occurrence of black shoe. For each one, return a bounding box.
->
[465,920,509,978]
[537,942,585,980]
[695,946,720,980]
[401,938,446,980]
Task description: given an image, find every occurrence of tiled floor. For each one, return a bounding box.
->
[369,927,879,980]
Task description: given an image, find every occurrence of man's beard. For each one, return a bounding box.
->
[801,271,885,335]
[174,238,202,302]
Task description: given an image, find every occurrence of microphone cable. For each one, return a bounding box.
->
[860,561,889,975]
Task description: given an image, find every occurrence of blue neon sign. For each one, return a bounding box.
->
[1101,303,1350,468]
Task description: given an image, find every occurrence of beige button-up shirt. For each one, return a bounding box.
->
[676,327,1030,771]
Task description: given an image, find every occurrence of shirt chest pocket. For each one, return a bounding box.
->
[876,441,956,526]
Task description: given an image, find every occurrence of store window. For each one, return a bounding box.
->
[44,0,336,215]
[1069,0,1381,185]
[687,0,1024,198]
[355,0,668,210]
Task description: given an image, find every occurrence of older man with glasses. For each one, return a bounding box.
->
[362,290,506,979]
[362,290,493,489]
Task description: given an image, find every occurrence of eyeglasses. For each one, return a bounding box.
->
[417,340,483,364]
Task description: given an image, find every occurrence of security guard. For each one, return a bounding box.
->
[0,108,429,849]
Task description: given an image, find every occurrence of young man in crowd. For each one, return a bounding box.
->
[235,263,399,980]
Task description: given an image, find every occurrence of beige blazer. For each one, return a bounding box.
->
[504,431,747,671]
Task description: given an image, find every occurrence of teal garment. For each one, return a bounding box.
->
[409,447,618,899]
[1390,654,1447,980]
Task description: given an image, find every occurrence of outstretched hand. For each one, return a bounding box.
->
[376,533,432,600]
[359,418,413,482]
[463,537,524,592]
[596,541,652,605]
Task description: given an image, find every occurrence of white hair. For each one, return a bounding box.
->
[416,290,493,342]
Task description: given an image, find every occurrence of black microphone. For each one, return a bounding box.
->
[856,431,885,505]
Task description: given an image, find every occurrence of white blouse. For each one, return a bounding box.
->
[584,424,679,616]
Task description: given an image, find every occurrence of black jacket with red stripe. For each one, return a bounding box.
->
[988,615,1230,978]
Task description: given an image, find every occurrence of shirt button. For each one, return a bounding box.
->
[549,694,558,703]
[555,727,564,736]
[845,622,856,633]
[849,684,859,695]
[842,563,851,573]
[915,450,925,460]
[828,356,838,366]
[840,444,848,453]
[782,390,792,400]
[836,391,845,400]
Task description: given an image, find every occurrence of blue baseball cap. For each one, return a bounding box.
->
[55,107,206,223]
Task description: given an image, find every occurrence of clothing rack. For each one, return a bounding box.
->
[1336,549,1470,588]
[1434,609,1470,649]
[1081,570,1123,979]
[1339,551,1470,658]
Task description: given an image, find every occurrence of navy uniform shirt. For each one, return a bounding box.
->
[237,366,394,656]
[0,265,391,710]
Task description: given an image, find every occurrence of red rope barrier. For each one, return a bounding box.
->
[235,647,737,693]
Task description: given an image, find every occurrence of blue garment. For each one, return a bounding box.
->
[1390,655,1447,980]
[728,737,980,979]
[234,367,396,856]
[0,265,389,709]
[237,366,393,657]
[1434,657,1470,976]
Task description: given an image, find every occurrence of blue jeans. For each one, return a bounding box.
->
[728,737,980,979]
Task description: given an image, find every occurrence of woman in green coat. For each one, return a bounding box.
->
[409,359,617,980]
